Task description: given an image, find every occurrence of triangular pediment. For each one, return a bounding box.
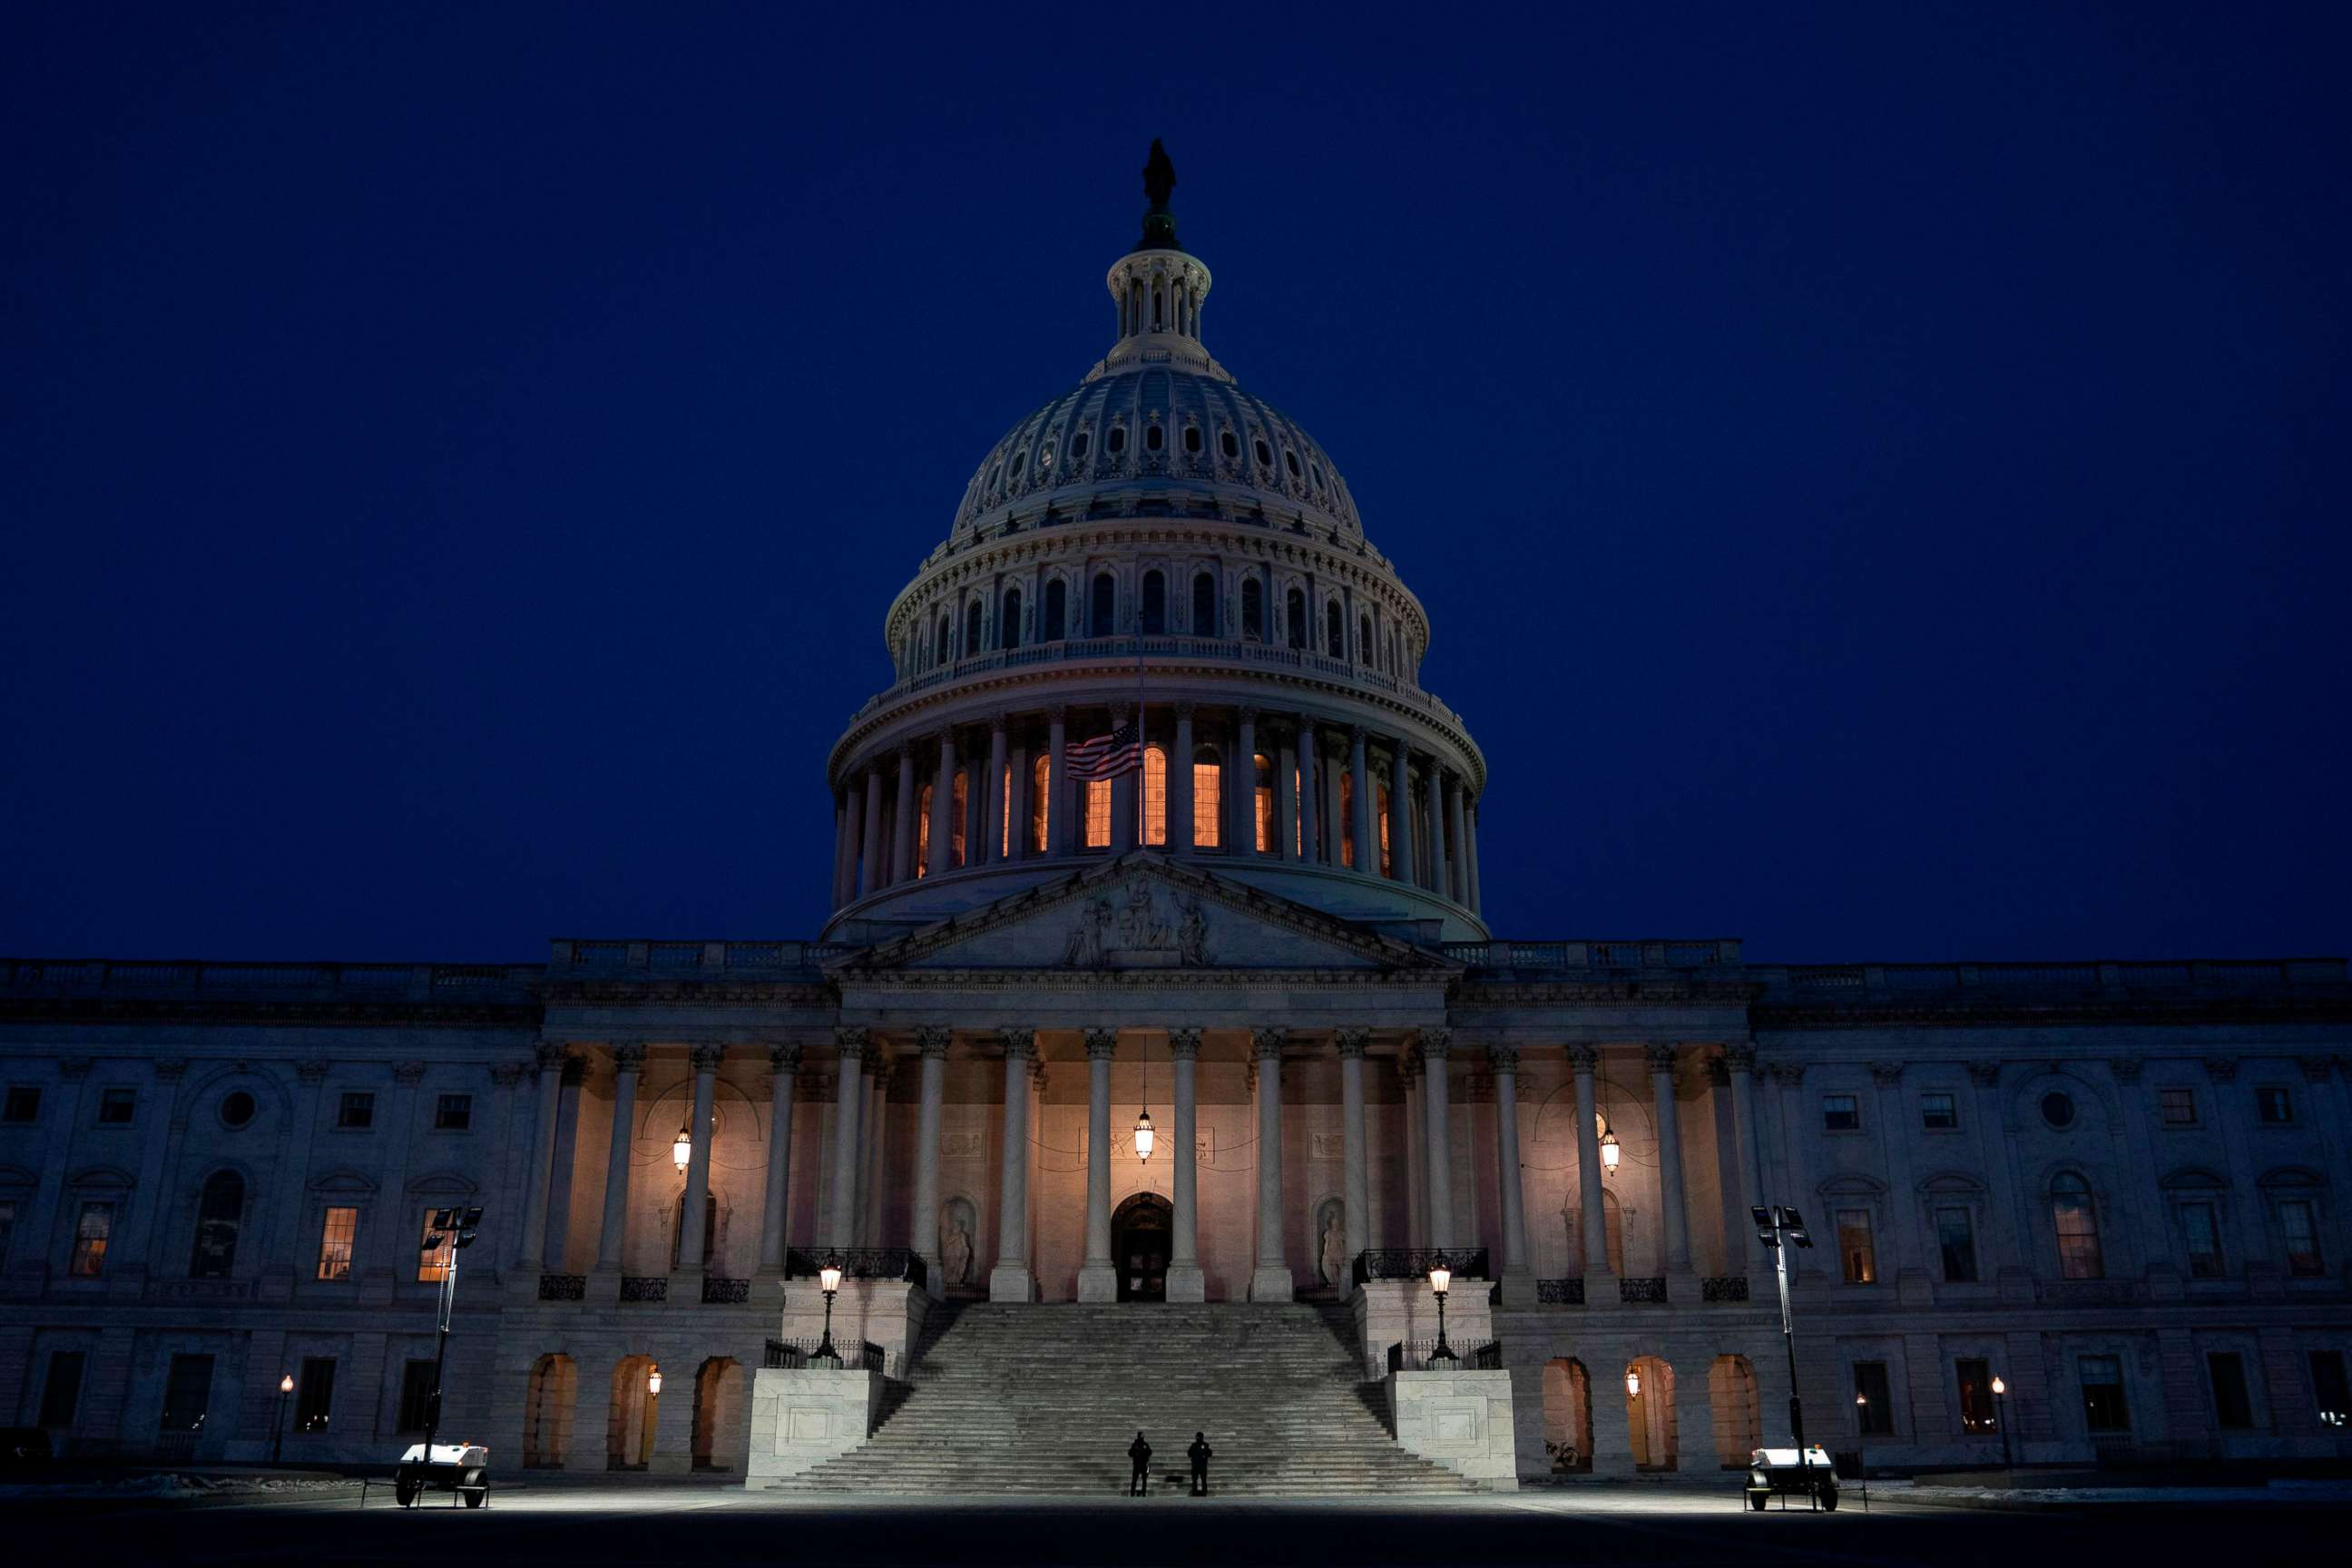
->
[831,854,1459,976]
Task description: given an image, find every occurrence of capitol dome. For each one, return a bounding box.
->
[822,145,1488,944]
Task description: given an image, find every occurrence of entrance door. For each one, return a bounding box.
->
[1112,1193,1172,1302]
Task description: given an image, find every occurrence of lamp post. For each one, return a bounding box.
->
[1992,1375,2011,1468]
[272,1372,293,1464]
[1426,1256,1457,1365]
[647,1364,662,1397]
[420,1204,484,1453]
[1752,1204,1818,1507]
[814,1257,845,1365]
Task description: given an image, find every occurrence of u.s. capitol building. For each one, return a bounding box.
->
[4,149,2347,1490]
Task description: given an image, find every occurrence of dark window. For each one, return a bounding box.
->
[38,1350,85,1427]
[3,1085,38,1122]
[70,1201,113,1277]
[2311,1350,2350,1429]
[1253,436,1272,467]
[2208,1351,2254,1428]
[2053,1172,2102,1279]
[1283,448,1300,476]
[1821,1094,1861,1132]
[1285,587,1307,649]
[2280,1199,2325,1277]
[1140,571,1166,634]
[1145,424,1163,452]
[1007,448,1025,477]
[1108,424,1127,454]
[2159,1087,2197,1125]
[161,1354,214,1433]
[219,1091,255,1127]
[1358,612,1372,662]
[934,612,949,667]
[1001,588,1022,651]
[1220,429,1239,459]
[1090,573,1116,638]
[1191,573,1217,635]
[1240,580,1263,642]
[295,1357,336,1433]
[1070,430,1090,460]
[1853,1361,1894,1436]
[397,1358,437,1433]
[1043,579,1066,642]
[434,1094,472,1132]
[2256,1086,2294,1123]
[1936,1207,1978,1282]
[1920,1092,1958,1130]
[1183,425,1201,454]
[0,1199,12,1260]
[964,599,983,657]
[1324,601,1343,659]
[2043,1091,2077,1129]
[190,1170,243,1279]
[2080,1355,2130,1432]
[1311,462,1325,488]
[985,463,1000,490]
[2182,1200,2226,1278]
[1955,1357,1996,1434]
[338,1093,374,1130]
[96,1087,135,1125]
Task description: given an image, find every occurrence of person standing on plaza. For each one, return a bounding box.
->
[1188,1431,1212,1495]
[1128,1430,1152,1495]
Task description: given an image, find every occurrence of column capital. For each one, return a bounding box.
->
[915,1026,952,1059]
[1398,1047,1424,1083]
[1965,1059,2000,1088]
[1768,1061,1808,1088]
[1643,1042,1679,1074]
[988,713,1008,736]
[1723,1042,1759,1075]
[1236,704,1259,724]
[1048,703,1069,724]
[1083,1027,1120,1060]
[1251,1026,1288,1060]
[998,1026,1035,1060]
[896,739,915,760]
[1172,701,1195,721]
[1867,1060,1904,1089]
[534,1040,571,1071]
[934,725,956,749]
[769,1042,804,1073]
[860,1044,886,1075]
[1334,1027,1370,1060]
[1348,723,1367,747]
[1166,1026,1202,1059]
[833,1025,868,1058]
[1109,702,1132,725]
[1486,1042,1520,1073]
[1030,1056,1050,1089]
[492,1060,530,1090]
[689,1044,725,1073]
[1418,1027,1453,1059]
[1565,1044,1599,1074]
[1296,712,1318,737]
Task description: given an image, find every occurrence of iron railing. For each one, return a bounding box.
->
[619,1275,668,1303]
[1700,1276,1750,1303]
[1382,1338,1503,1376]
[1535,1278,1585,1306]
[1438,940,1741,972]
[1351,1249,1491,1288]
[784,1248,928,1289]
[701,1276,751,1305]
[764,1337,895,1377]
[538,1273,586,1302]
[1619,1276,1669,1304]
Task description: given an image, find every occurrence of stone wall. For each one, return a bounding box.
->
[744,1366,883,1485]
[1387,1367,1517,1488]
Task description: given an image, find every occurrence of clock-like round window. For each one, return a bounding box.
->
[220,1091,257,1128]
[2042,1091,2077,1129]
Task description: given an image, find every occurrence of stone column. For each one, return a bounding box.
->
[1571,1045,1612,1280]
[1724,1044,1766,1278]
[1275,731,1298,860]
[858,1047,887,1247]
[1079,1028,1120,1300]
[1250,1027,1292,1300]
[990,1028,1035,1301]
[1967,1060,2021,1279]
[517,1043,568,1272]
[1046,707,1071,858]
[675,1044,720,1276]
[1400,1049,1426,1247]
[1296,718,1321,864]
[1338,1029,1370,1279]
[1870,1059,1925,1285]
[1388,741,1414,882]
[1110,705,1139,853]
[1647,1044,1691,1276]
[910,1028,948,1296]
[1233,706,1259,854]
[1420,1028,1455,1252]
[890,742,918,883]
[830,791,852,906]
[859,766,885,896]
[1348,726,1373,874]
[1007,731,1031,862]
[1446,774,1470,904]
[123,1057,190,1276]
[269,1060,329,1277]
[595,1044,644,1272]
[1167,1028,1205,1301]
[926,729,957,877]
[1491,1044,1534,1301]
[760,1043,800,1273]
[825,1029,864,1249]
[1026,1055,1047,1280]
[1422,768,1446,893]
[984,720,1008,866]
[1171,703,1196,854]
[1465,800,1483,914]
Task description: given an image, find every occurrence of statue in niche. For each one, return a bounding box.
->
[1317,1198,1348,1289]
[1177,896,1209,966]
[938,1199,975,1289]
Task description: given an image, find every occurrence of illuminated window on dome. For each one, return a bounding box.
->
[1143,747,1168,846]
[1377,782,1392,877]
[1002,763,1013,858]
[1340,772,1355,867]
[1295,767,1305,856]
[1253,754,1273,853]
[916,784,933,877]
[1085,779,1111,849]
[1032,756,1050,853]
[1193,748,1221,849]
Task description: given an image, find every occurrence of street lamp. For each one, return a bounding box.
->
[1598,1119,1621,1176]
[420,1204,484,1453]
[671,1123,692,1174]
[273,1372,293,1463]
[647,1364,662,1397]
[1753,1203,1818,1507]
[814,1257,845,1365]
[1135,1055,1155,1163]
[1625,1364,1641,1398]
[1855,1391,1868,1479]
[1991,1375,2012,1468]
[1426,1256,1458,1364]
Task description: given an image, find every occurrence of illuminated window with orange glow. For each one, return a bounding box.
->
[316,1206,358,1280]
[417,1210,454,1283]
[916,784,933,877]
[1193,747,1221,848]
[1340,771,1355,867]
[1377,782,1392,877]
[1085,779,1112,848]
[1143,746,1168,846]
[1032,756,1050,851]
[1001,762,1012,858]
[950,771,967,867]
[1253,753,1273,852]
[1295,767,1305,855]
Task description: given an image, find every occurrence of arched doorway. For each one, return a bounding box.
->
[691,1357,743,1471]
[1542,1357,1593,1473]
[1626,1356,1678,1471]
[1709,1355,1761,1468]
[608,1356,657,1471]
[1112,1192,1171,1302]
[524,1354,576,1468]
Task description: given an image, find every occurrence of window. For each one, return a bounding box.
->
[2311,1350,2350,1429]
[1357,612,1372,662]
[2042,1091,2077,1129]
[1253,436,1272,467]
[1936,1207,1978,1282]
[1070,430,1090,461]
[1192,747,1221,848]
[38,1350,84,1427]
[1001,588,1021,650]
[69,1201,113,1277]
[1285,586,1307,649]
[96,1087,135,1125]
[1142,746,1167,846]
[0,1198,13,1262]
[1338,769,1355,867]
[1283,447,1300,477]
[963,599,983,657]
[435,1094,473,1132]
[1108,424,1127,454]
[1084,778,1111,849]
[1252,753,1273,854]
[2279,1199,2325,1277]
[2053,1173,2103,1279]
[338,1092,375,1130]
[1007,447,1025,477]
[1376,781,1391,876]
[1182,425,1201,455]
[4,1085,40,1122]
[1920,1093,1959,1131]
[161,1354,214,1433]
[1145,423,1163,451]
[1311,462,1325,488]
[1030,755,1050,852]
[189,1170,243,1279]
[916,783,932,875]
[1090,573,1115,638]
[934,612,950,666]
[2159,1087,2197,1126]
[1240,580,1263,642]
[1141,571,1166,634]
[2208,1351,2254,1428]
[295,1357,336,1433]
[397,1358,437,1434]
[1853,1361,1894,1435]
[2079,1355,2130,1433]
[1220,428,1239,460]
[219,1091,255,1128]
[1836,1209,1877,1284]
[1191,573,1217,635]
[418,1209,455,1283]
[2256,1086,2294,1124]
[1324,601,1343,659]
[1821,1094,1861,1132]
[1043,578,1067,642]
[2182,1201,2226,1278]
[317,1207,358,1281]
[1955,1357,1996,1434]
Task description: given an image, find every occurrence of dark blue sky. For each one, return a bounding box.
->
[4,5,2346,963]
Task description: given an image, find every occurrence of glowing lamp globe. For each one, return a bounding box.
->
[1134,1107,1155,1163]
[1626,1366,1642,1397]
[1991,1376,2006,1396]
[819,1262,844,1294]
[1427,1260,1451,1296]
[279,1373,294,1395]
[1600,1130,1621,1173]
[671,1125,692,1173]
[647,1365,662,1396]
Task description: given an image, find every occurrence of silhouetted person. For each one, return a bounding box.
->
[1129,1431,1152,1495]
[1188,1431,1212,1495]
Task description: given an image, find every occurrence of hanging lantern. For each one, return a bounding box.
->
[1134,1105,1156,1163]
[1625,1364,1641,1398]
[647,1364,662,1396]
[1600,1127,1621,1173]
[672,1124,692,1173]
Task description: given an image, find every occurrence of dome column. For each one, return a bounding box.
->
[830,792,851,908]
[1275,730,1298,861]
[891,743,919,883]
[860,767,885,897]
[984,719,1008,866]
[1171,703,1196,854]
[1420,1029,1455,1252]
[1232,707,1259,855]
[926,729,957,877]
[1077,1029,1119,1301]
[1110,704,1138,853]
[1422,764,1447,895]
[1388,740,1414,883]
[1046,708,1071,858]
[1348,727,1374,875]
[1296,718,1321,865]
[1446,773,1470,906]
[1465,799,1483,914]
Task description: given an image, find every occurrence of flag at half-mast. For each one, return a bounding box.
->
[1065,718,1142,782]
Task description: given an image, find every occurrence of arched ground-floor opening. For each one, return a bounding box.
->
[607,1356,657,1471]
[1112,1191,1171,1302]
[1626,1355,1678,1472]
[691,1357,745,1471]
[523,1353,576,1469]
[1709,1354,1761,1468]
[1541,1357,1592,1473]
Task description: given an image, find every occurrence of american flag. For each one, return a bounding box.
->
[1065,719,1142,782]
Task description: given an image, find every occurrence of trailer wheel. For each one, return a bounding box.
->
[395,1479,419,1508]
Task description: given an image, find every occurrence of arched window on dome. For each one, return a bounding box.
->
[1358,612,1373,665]
[190,1169,244,1279]
[1377,780,1393,877]
[935,612,950,669]
[1285,587,1308,650]
[1090,573,1116,638]
[1325,602,1345,660]
[964,600,983,659]
[1192,745,1222,849]
[1128,278,1144,336]
[1253,753,1274,854]
[1031,755,1051,854]
[1108,424,1127,455]
[1339,770,1356,868]
[1183,425,1202,456]
[1071,428,1091,462]
[1084,777,1111,849]
[1043,579,1067,643]
[1142,745,1168,846]
[1191,573,1217,636]
[916,784,933,877]
[1240,580,1264,642]
[950,769,968,868]
[1141,571,1166,635]
[1152,284,1164,332]
[1220,428,1239,461]
[2053,1172,2103,1279]
[1001,587,1023,651]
